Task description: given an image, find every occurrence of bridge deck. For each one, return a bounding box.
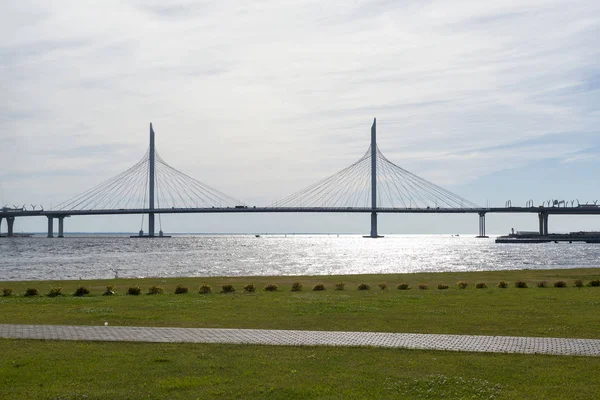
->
[3,206,600,218]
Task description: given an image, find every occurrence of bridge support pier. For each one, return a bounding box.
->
[538,212,549,235]
[0,217,3,236]
[47,216,54,238]
[370,212,380,238]
[7,217,15,237]
[476,212,488,238]
[149,213,155,237]
[58,216,65,238]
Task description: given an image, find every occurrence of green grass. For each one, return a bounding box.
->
[0,339,598,399]
[1,268,599,338]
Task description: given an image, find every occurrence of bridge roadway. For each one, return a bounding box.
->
[2,206,600,238]
[3,206,600,217]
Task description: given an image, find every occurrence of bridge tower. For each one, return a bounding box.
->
[366,118,382,238]
[148,123,156,237]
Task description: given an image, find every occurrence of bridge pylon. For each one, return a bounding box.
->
[148,123,156,237]
[365,118,383,238]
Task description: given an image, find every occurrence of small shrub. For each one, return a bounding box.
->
[291,282,303,292]
[574,279,584,288]
[418,284,428,290]
[47,287,62,297]
[515,281,528,288]
[589,279,600,287]
[127,286,142,296]
[74,286,91,296]
[497,281,508,289]
[2,288,13,297]
[456,281,468,289]
[475,282,487,289]
[334,282,345,291]
[437,284,449,290]
[537,281,548,288]
[378,283,387,290]
[199,284,212,294]
[147,285,164,295]
[24,288,39,297]
[221,284,235,293]
[263,284,278,292]
[554,281,567,288]
[357,283,370,291]
[174,285,188,294]
[103,285,116,296]
[397,283,410,290]
[312,283,326,291]
[244,283,256,293]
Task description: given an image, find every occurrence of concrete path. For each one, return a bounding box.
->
[1,324,598,357]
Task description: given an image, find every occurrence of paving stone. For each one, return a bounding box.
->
[0,324,598,357]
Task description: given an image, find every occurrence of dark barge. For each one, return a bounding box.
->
[496,231,600,243]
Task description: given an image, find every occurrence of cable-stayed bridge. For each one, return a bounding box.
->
[2,120,599,238]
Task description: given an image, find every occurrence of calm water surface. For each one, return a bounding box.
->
[1,234,599,281]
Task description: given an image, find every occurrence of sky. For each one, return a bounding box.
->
[1,0,599,235]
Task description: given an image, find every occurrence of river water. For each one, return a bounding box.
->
[1,234,599,281]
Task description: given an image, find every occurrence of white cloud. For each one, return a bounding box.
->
[1,0,599,231]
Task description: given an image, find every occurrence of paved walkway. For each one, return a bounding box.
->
[1,324,598,357]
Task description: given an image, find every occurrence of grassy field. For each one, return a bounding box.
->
[1,339,599,399]
[1,268,599,399]
[1,268,599,338]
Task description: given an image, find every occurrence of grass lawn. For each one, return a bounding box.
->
[1,268,599,338]
[1,268,599,399]
[1,339,599,399]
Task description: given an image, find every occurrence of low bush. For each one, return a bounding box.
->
[47,287,62,297]
[174,285,188,294]
[515,281,528,288]
[378,283,387,290]
[418,284,428,290]
[147,285,164,295]
[24,288,39,297]
[2,288,13,297]
[437,284,449,290]
[397,283,410,290]
[554,281,567,288]
[456,281,468,289]
[312,283,326,291]
[475,282,487,289]
[589,279,600,287]
[127,286,142,296]
[497,281,508,289]
[103,285,115,296]
[199,284,212,294]
[334,282,345,291]
[220,284,235,293]
[574,279,584,288]
[537,281,548,288]
[263,284,278,292]
[244,283,256,293]
[291,282,302,292]
[74,286,90,297]
[357,283,370,291]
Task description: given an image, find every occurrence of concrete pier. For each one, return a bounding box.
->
[538,212,549,235]
[476,212,488,238]
[47,216,54,238]
[6,217,15,237]
[58,216,65,238]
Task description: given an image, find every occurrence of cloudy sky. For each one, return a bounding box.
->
[1,0,599,234]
